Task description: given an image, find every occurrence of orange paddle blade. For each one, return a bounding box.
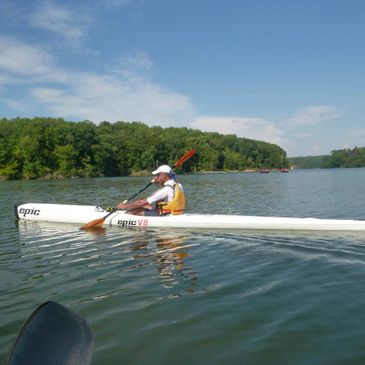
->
[174,148,196,168]
[80,217,105,230]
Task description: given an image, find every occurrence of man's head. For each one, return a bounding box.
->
[152,165,174,184]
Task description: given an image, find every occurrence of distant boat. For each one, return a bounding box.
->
[259,169,270,173]
[280,168,289,173]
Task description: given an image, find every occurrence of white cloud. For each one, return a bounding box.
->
[0,36,54,76]
[191,116,284,145]
[0,72,11,85]
[0,37,195,125]
[31,73,195,124]
[29,2,90,44]
[111,51,155,76]
[280,105,340,128]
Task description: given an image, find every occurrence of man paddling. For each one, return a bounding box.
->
[116,165,185,216]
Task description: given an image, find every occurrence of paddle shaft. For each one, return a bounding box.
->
[95,182,153,223]
[122,179,154,204]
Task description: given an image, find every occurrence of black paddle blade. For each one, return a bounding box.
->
[6,301,94,365]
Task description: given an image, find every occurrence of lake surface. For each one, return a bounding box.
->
[1,169,365,364]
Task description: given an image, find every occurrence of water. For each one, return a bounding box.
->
[1,169,365,364]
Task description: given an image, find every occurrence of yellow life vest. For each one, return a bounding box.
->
[158,182,185,215]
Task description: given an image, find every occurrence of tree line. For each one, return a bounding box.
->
[0,117,289,180]
[289,147,365,169]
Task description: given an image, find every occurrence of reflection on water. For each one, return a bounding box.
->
[16,221,199,301]
[132,232,198,291]
[119,230,199,294]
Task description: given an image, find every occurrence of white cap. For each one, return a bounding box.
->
[152,165,172,175]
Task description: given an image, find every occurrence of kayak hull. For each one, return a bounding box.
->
[15,203,365,231]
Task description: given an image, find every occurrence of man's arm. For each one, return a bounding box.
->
[117,186,170,210]
[116,199,150,210]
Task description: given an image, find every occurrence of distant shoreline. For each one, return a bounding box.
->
[1,168,292,181]
[6,166,365,181]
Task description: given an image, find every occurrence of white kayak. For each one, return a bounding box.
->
[15,203,365,231]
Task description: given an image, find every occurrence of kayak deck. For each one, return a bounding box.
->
[15,203,365,231]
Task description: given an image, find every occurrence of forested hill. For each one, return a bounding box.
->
[289,147,365,169]
[0,117,289,180]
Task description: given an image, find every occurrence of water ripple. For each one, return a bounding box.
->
[2,172,365,364]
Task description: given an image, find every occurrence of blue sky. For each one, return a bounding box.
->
[0,0,364,156]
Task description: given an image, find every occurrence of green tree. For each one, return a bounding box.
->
[0,117,292,179]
